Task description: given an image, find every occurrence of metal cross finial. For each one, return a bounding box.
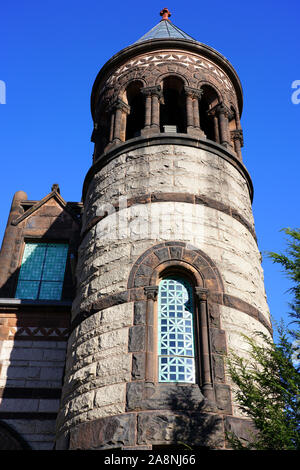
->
[160,7,171,21]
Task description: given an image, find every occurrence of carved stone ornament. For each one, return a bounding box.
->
[107,97,131,114]
[195,287,209,301]
[141,85,162,97]
[209,102,231,118]
[184,86,203,99]
[230,129,244,146]
[144,285,158,300]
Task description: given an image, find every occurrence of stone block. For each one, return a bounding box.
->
[69,413,136,450]
[131,353,145,380]
[126,382,205,412]
[214,384,232,414]
[128,325,145,352]
[133,301,146,325]
[225,416,257,448]
[94,383,125,409]
[137,410,224,448]
[210,328,227,354]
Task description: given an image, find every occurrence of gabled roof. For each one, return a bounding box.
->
[12,185,82,226]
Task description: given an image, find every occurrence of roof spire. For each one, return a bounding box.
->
[160,7,171,21]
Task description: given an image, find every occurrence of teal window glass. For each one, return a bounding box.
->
[15,242,68,300]
[158,276,196,383]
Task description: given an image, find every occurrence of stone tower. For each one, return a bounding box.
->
[55,9,271,450]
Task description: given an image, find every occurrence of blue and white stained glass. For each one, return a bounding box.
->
[158,277,196,383]
[15,242,68,300]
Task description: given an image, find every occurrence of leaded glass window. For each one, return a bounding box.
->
[15,242,68,300]
[158,276,196,383]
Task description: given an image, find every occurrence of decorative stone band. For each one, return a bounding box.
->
[71,286,272,335]
[81,191,257,244]
[71,241,272,335]
[82,134,253,202]
[0,300,71,340]
[90,38,244,120]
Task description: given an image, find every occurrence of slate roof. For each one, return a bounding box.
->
[135,19,196,44]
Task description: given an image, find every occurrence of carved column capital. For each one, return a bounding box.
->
[141,85,162,98]
[217,103,229,116]
[108,97,131,115]
[144,285,158,300]
[210,103,231,118]
[195,287,209,301]
[184,86,203,100]
[230,129,244,147]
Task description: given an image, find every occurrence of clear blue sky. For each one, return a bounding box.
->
[0,0,299,336]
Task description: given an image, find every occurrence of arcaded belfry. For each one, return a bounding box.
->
[55,8,271,449]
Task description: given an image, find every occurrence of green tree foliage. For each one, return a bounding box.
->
[268,228,300,344]
[227,228,300,450]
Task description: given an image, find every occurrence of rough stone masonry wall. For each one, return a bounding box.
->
[56,144,271,447]
[79,144,267,317]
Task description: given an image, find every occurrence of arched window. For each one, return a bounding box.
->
[199,85,220,142]
[125,81,145,140]
[160,76,187,133]
[158,276,196,383]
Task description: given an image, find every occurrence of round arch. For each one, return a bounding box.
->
[197,80,223,103]
[127,241,224,293]
[155,71,189,87]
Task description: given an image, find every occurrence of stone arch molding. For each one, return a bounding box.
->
[127,241,224,293]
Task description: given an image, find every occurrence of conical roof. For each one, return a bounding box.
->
[135,8,196,44]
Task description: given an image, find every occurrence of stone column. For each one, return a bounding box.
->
[113,106,122,142]
[144,93,152,128]
[213,115,220,143]
[216,104,231,148]
[193,97,200,128]
[144,285,158,382]
[112,98,130,143]
[231,129,244,161]
[109,112,115,143]
[185,91,194,131]
[151,90,161,131]
[195,287,214,402]
[141,86,162,136]
[184,86,205,138]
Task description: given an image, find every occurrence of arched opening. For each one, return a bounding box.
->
[125,81,145,140]
[229,105,238,147]
[199,85,220,142]
[157,275,197,384]
[160,76,187,133]
[93,102,110,158]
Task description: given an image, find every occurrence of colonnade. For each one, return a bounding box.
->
[104,84,243,161]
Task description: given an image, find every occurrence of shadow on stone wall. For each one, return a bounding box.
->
[133,383,224,449]
[166,386,222,449]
